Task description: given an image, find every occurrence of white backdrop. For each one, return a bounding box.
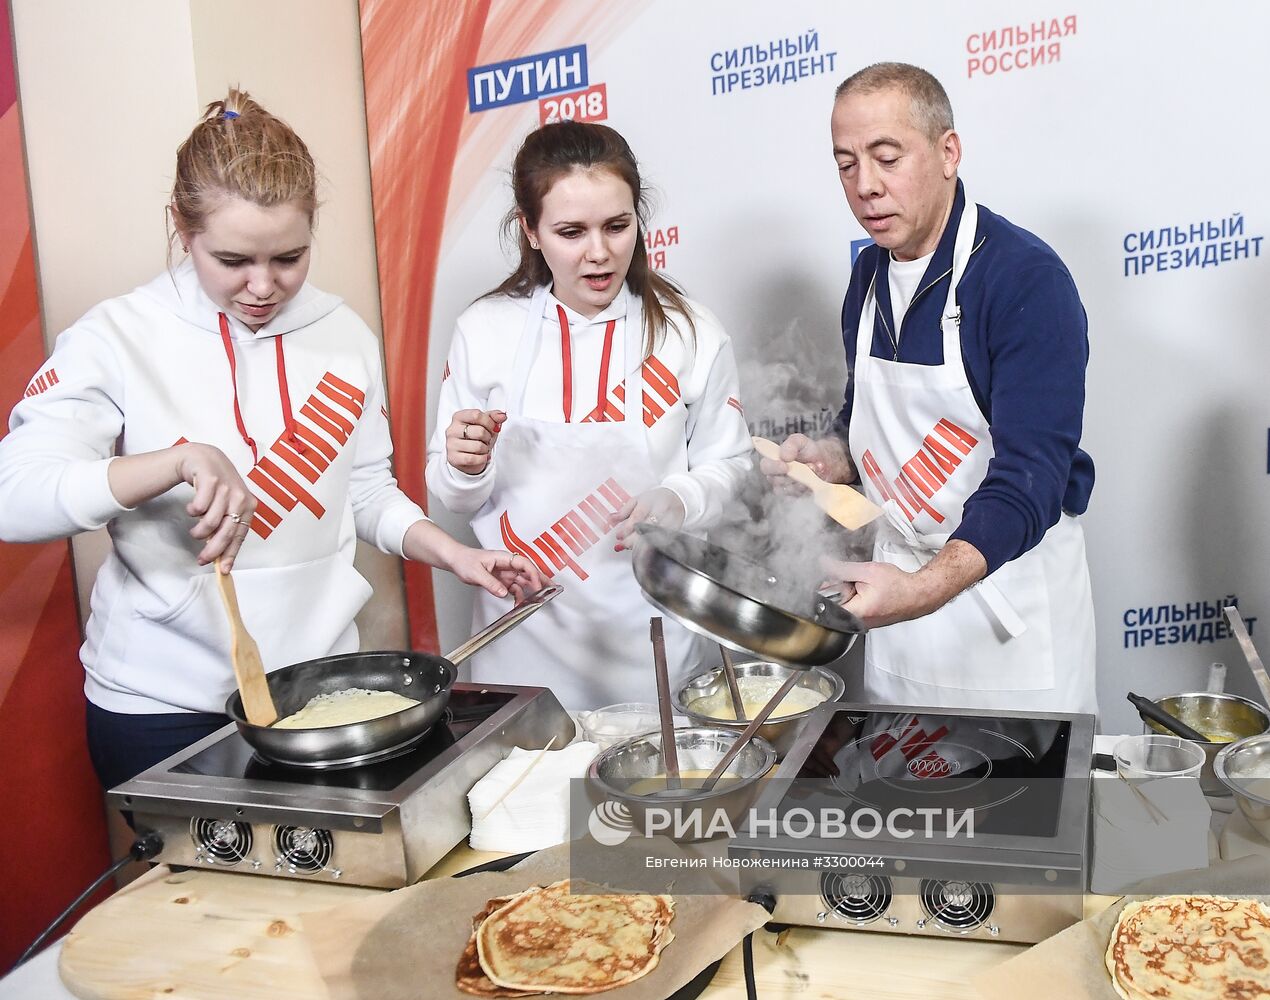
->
[420,0,1270,733]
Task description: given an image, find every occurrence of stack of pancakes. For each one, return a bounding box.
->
[1105,894,1270,999]
[456,880,675,996]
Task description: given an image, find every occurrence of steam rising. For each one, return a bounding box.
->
[703,319,873,606]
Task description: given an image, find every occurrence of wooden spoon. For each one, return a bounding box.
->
[214,559,278,727]
[752,435,882,530]
[650,617,680,790]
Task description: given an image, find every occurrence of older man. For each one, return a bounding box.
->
[765,63,1096,715]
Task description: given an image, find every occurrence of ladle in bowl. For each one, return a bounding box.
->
[1223,606,1270,709]
[718,644,746,721]
[698,670,802,793]
[650,617,680,789]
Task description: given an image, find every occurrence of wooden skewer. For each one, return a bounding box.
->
[719,645,747,722]
[473,734,560,820]
[650,617,680,789]
[700,671,803,792]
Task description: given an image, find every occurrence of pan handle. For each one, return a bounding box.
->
[812,593,866,634]
[443,584,563,667]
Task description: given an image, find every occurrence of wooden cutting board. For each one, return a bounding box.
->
[56,848,1106,1000]
[58,866,379,1000]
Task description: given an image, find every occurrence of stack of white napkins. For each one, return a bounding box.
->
[467,742,599,853]
[1090,772,1212,894]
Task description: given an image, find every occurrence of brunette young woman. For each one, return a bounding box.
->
[0,89,539,788]
[425,121,749,710]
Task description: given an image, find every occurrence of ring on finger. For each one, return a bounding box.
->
[461,424,470,440]
[228,512,243,525]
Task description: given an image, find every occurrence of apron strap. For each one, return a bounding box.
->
[939,200,978,386]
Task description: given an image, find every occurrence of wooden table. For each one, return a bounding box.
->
[57,846,1113,1000]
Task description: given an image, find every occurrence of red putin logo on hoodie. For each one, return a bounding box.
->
[243,372,368,539]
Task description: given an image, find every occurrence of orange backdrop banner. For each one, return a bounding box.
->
[0,0,111,972]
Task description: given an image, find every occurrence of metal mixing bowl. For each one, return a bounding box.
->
[673,660,845,757]
[586,726,776,842]
[1214,733,1270,839]
[1145,692,1270,795]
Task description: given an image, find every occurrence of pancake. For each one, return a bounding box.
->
[1105,894,1270,1000]
[272,688,418,729]
[475,879,674,995]
[456,893,541,998]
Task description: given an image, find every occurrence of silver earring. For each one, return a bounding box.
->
[529,240,539,250]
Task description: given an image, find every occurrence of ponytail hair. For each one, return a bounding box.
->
[169,88,318,249]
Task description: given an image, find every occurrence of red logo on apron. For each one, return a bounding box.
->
[498,477,632,582]
[860,417,979,524]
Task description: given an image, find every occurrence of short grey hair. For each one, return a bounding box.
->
[834,62,954,142]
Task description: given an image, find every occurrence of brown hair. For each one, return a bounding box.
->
[169,88,318,247]
[489,120,694,354]
[835,62,954,143]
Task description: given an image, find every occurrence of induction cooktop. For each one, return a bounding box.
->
[728,702,1095,943]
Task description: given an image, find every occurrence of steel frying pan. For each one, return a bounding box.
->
[631,524,863,667]
[225,584,561,768]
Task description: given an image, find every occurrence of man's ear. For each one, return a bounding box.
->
[941,130,963,180]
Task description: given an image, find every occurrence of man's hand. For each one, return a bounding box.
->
[820,540,988,629]
[759,433,857,495]
[612,487,686,551]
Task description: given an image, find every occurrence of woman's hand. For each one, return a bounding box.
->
[176,444,257,570]
[402,520,543,601]
[106,442,256,570]
[612,487,686,551]
[446,546,544,601]
[445,408,505,475]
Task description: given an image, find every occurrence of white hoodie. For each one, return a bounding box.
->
[425,287,751,529]
[0,260,426,714]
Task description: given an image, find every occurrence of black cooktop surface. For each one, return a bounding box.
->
[788,708,1074,839]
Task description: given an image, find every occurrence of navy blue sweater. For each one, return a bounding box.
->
[834,180,1094,575]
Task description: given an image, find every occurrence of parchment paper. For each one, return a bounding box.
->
[299,841,770,1000]
[974,855,1270,1000]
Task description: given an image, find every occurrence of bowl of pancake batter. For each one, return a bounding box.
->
[673,660,845,756]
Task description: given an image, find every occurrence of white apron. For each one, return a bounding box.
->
[847,201,1097,715]
[466,287,708,710]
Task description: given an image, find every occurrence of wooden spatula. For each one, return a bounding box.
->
[752,435,882,530]
[214,559,278,727]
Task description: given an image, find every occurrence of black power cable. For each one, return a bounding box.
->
[743,889,778,1000]
[13,831,163,969]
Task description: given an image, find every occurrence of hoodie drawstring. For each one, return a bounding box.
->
[217,312,309,465]
[272,336,308,455]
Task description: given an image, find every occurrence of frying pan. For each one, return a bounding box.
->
[225,585,561,768]
[631,524,863,667]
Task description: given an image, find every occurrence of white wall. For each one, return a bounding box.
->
[12,0,407,646]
